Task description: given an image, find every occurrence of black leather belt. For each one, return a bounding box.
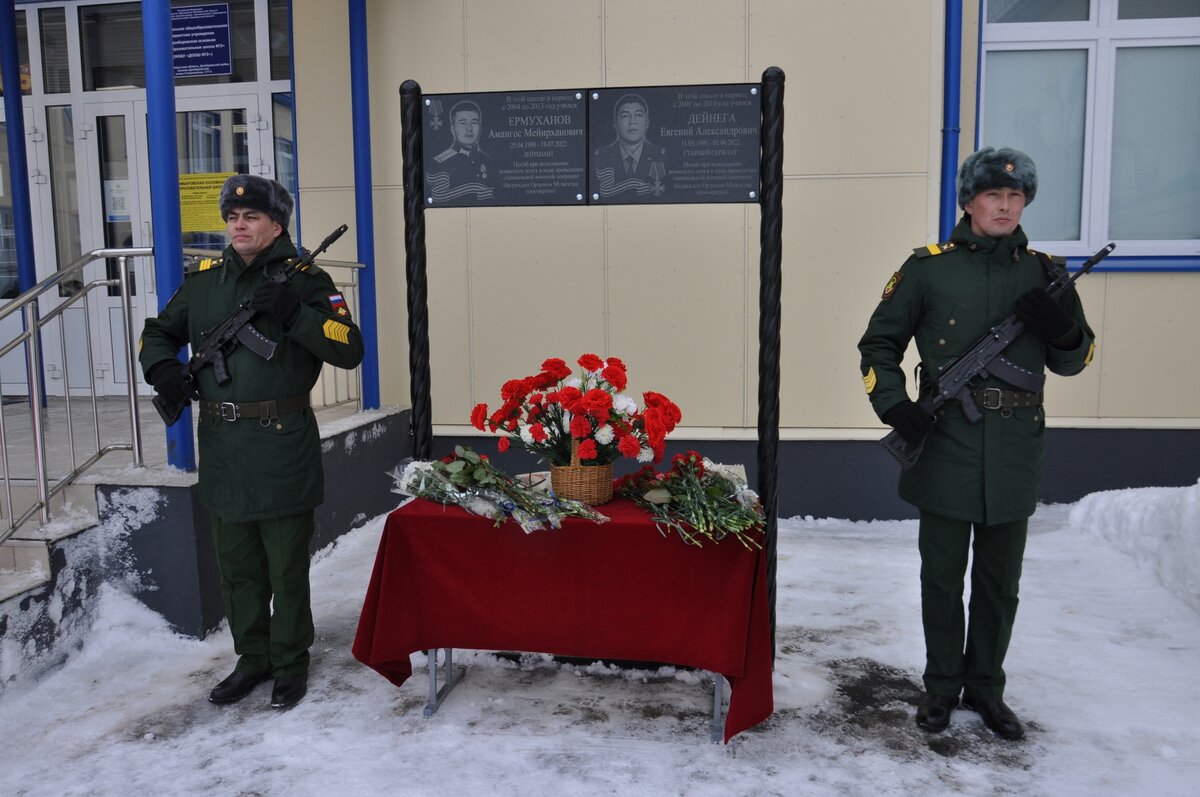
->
[969,387,1043,412]
[199,395,310,422]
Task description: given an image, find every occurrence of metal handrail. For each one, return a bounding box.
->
[1,246,366,546]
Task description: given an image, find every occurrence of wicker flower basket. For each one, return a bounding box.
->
[550,441,613,505]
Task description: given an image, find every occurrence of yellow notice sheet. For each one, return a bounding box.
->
[180,172,236,232]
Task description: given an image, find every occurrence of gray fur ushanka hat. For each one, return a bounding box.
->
[219,174,293,226]
[956,146,1037,208]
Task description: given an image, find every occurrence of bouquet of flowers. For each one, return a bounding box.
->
[614,450,765,549]
[390,446,608,533]
[471,353,682,467]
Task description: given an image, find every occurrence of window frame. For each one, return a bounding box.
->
[980,1,1200,267]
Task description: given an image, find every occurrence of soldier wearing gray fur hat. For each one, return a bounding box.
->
[140,173,363,711]
[858,146,1095,742]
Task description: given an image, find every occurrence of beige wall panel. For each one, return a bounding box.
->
[368,1,467,188]
[1095,273,1200,418]
[292,2,353,189]
[466,207,608,423]
[603,0,746,85]
[1042,277,1104,418]
[465,1,603,90]
[421,209,475,423]
[749,0,936,176]
[606,204,749,428]
[780,174,932,428]
[366,188,412,408]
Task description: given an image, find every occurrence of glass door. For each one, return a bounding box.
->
[75,94,262,397]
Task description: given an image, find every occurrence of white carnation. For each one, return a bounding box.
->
[637,446,654,463]
[594,424,614,444]
[519,424,535,445]
[612,394,638,416]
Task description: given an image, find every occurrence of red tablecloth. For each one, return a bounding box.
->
[352,498,773,742]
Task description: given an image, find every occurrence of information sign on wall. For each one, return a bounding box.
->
[171,4,233,79]
[179,172,236,232]
[421,90,588,207]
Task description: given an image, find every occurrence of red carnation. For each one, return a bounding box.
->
[470,403,488,431]
[530,423,548,443]
[581,388,613,420]
[570,414,593,439]
[541,357,572,381]
[601,364,627,391]
[618,435,641,458]
[606,356,626,371]
[497,437,510,453]
[558,386,584,413]
[500,378,531,401]
[576,438,599,460]
[578,353,604,372]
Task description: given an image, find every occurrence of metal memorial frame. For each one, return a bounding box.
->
[398,69,785,723]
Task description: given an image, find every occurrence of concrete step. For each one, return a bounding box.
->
[1,482,100,602]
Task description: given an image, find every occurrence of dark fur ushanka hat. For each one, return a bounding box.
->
[219,174,294,226]
[956,146,1037,208]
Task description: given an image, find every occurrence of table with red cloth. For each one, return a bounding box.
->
[352,497,774,742]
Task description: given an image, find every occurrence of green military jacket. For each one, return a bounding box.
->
[858,219,1095,524]
[140,233,364,522]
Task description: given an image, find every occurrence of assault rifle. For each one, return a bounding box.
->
[152,224,349,426]
[881,241,1115,469]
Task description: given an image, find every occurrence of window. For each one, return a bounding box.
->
[980,1,1200,261]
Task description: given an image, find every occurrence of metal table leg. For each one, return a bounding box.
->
[711,673,725,742]
[423,647,464,717]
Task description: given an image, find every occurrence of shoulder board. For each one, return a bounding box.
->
[293,261,324,277]
[912,242,957,258]
[433,147,457,163]
[1028,247,1067,266]
[185,257,221,276]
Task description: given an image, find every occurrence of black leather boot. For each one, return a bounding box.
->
[209,669,270,704]
[271,674,308,709]
[916,692,959,733]
[962,695,1025,740]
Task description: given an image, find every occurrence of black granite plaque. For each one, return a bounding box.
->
[422,90,588,207]
[588,84,761,205]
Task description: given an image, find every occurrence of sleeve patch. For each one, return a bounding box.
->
[328,293,349,317]
[1084,342,1095,366]
[863,367,877,394]
[881,272,904,301]
[322,319,351,344]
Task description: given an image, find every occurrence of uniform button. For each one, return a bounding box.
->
[937,409,945,417]
[938,338,946,345]
[948,318,956,326]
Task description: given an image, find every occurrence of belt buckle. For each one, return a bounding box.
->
[981,387,1003,410]
[219,402,240,422]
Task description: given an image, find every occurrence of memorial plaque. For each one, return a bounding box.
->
[588,84,761,205]
[422,90,588,208]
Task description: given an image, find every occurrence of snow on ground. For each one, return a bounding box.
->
[1,483,1197,796]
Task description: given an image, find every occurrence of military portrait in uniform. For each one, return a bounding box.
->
[425,99,495,204]
[591,93,669,202]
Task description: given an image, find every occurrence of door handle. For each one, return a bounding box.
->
[144,221,156,294]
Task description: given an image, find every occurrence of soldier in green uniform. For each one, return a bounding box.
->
[858,147,1095,740]
[140,175,364,709]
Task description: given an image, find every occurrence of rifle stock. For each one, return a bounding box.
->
[879,242,1115,469]
[152,223,349,425]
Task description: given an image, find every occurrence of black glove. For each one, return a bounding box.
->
[249,281,301,325]
[146,361,199,405]
[883,400,933,447]
[1015,288,1077,344]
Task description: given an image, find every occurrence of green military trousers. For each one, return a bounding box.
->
[918,510,1028,701]
[211,511,315,678]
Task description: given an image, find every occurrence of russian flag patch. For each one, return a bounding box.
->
[328,293,349,317]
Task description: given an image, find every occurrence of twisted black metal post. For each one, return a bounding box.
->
[757,67,785,660]
[400,80,433,460]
